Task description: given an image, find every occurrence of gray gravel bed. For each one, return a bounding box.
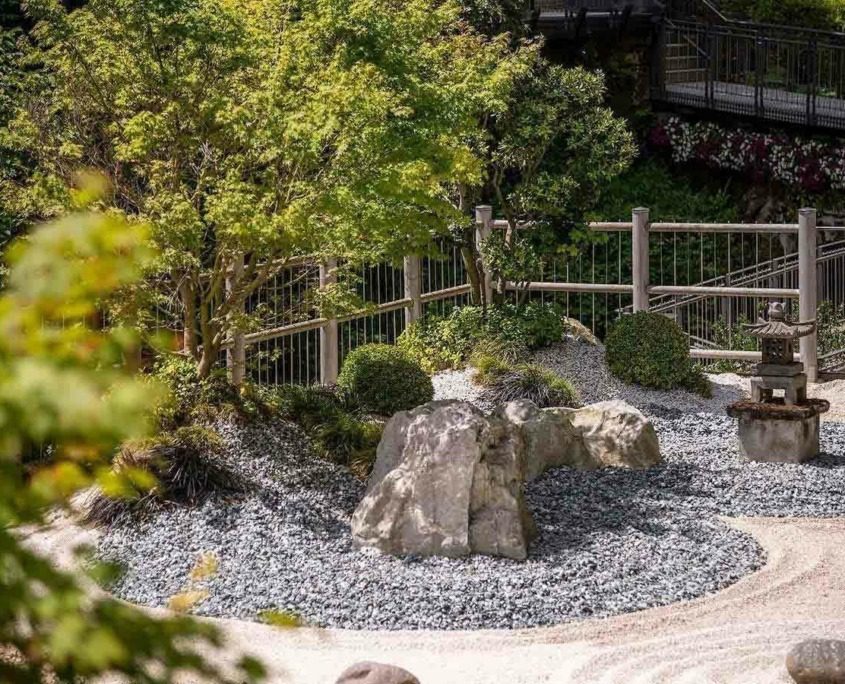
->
[96,341,845,631]
[532,339,747,415]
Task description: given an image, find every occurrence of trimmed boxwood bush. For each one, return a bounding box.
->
[337,344,434,415]
[606,312,710,395]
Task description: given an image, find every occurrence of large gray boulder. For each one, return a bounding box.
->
[352,399,660,560]
[351,401,535,560]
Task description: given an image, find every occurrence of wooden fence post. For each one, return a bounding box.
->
[226,253,246,387]
[632,207,650,313]
[320,259,339,385]
[403,255,422,327]
[799,207,818,382]
[474,205,494,308]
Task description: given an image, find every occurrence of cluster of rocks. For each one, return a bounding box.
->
[352,399,661,560]
[334,643,845,684]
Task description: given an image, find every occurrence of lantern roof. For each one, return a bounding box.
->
[742,302,816,340]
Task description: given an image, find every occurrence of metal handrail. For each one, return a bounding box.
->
[534,0,657,12]
[656,13,845,129]
[647,240,845,313]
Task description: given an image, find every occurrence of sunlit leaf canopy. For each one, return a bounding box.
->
[3,0,532,374]
[11,0,520,262]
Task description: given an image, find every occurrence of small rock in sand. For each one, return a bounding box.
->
[336,661,420,684]
[787,639,845,683]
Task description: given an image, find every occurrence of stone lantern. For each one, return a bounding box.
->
[745,301,814,405]
[727,302,829,463]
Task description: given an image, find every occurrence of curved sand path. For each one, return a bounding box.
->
[25,516,845,684]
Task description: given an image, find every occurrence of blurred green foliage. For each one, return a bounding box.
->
[0,209,265,682]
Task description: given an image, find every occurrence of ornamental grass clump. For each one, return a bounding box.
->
[337,344,433,415]
[271,384,383,477]
[474,359,579,409]
[606,311,711,396]
[84,426,244,525]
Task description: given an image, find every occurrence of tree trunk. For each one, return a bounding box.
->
[179,279,199,360]
[460,242,483,306]
[196,345,218,379]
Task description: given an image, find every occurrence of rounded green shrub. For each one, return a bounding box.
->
[338,344,434,415]
[606,312,710,395]
[397,320,462,373]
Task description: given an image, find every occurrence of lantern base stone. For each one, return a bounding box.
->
[727,400,830,464]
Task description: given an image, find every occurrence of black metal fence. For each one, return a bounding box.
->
[655,18,845,129]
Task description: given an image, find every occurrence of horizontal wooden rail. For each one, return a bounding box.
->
[587,221,802,233]
[690,349,801,362]
[419,284,473,303]
[239,317,329,347]
[650,222,799,234]
[509,281,634,294]
[589,221,634,232]
[336,298,412,323]
[225,284,472,352]
[649,285,800,298]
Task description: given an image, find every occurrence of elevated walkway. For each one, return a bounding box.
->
[532,0,845,131]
